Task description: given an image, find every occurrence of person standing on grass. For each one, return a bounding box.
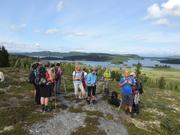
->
[72,65,85,99]
[38,64,50,112]
[130,72,140,114]
[82,67,87,93]
[103,67,112,96]
[29,62,41,105]
[54,63,63,95]
[119,70,134,117]
[86,68,97,104]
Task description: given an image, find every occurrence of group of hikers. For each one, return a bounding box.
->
[29,62,63,112]
[29,62,143,116]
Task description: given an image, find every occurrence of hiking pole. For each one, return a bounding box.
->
[54,84,57,111]
[63,76,67,93]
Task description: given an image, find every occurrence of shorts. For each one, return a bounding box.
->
[87,85,96,97]
[39,85,51,98]
[122,94,133,106]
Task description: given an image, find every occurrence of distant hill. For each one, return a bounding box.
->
[159,59,180,64]
[12,51,142,64]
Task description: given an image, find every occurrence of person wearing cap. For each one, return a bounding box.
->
[119,70,134,116]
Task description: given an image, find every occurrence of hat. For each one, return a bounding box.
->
[130,72,136,77]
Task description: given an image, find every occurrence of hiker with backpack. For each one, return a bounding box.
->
[54,63,63,95]
[119,70,134,117]
[86,68,97,104]
[29,62,41,105]
[103,68,112,96]
[39,63,55,112]
[82,67,87,93]
[72,65,86,99]
[130,72,140,114]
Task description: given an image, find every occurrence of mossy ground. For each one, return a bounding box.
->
[0,68,53,135]
[0,67,180,135]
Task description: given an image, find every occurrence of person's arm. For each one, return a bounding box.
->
[72,71,76,81]
[119,78,127,87]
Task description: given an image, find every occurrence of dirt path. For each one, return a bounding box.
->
[29,92,128,135]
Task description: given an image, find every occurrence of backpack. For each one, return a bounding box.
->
[136,79,143,94]
[55,67,61,81]
[35,66,47,85]
[29,70,35,84]
[109,91,120,107]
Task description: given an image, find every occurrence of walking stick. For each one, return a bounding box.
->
[63,76,67,93]
[54,84,57,111]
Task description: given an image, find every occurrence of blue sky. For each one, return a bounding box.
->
[0,0,180,56]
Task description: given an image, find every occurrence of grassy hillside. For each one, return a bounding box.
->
[0,66,179,135]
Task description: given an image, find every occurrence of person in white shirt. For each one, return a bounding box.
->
[72,65,85,99]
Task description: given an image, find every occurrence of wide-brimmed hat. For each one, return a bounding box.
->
[130,72,136,77]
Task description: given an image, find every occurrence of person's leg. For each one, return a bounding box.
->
[87,86,91,104]
[58,78,61,93]
[54,81,58,94]
[44,97,50,112]
[92,85,96,102]
[36,85,41,105]
[34,84,38,104]
[79,82,85,99]
[74,83,79,98]
[41,97,45,112]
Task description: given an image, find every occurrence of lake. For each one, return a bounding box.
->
[50,58,180,69]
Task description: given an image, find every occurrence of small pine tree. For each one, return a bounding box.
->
[135,62,142,78]
[159,77,166,89]
[0,45,9,67]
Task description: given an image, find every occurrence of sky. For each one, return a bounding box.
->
[0,0,180,56]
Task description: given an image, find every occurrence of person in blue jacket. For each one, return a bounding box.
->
[119,70,134,116]
[86,68,97,104]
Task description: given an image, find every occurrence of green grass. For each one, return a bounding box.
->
[71,116,107,135]
[0,68,53,135]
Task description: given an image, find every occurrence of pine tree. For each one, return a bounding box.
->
[0,45,9,67]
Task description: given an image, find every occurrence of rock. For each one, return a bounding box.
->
[98,118,128,135]
[29,112,86,135]
[0,125,14,133]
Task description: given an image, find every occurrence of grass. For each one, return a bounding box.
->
[0,67,180,135]
[71,116,107,135]
[0,68,53,135]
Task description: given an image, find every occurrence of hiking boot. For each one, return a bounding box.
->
[130,112,134,118]
[44,106,51,112]
[87,100,90,105]
[41,105,45,113]
[92,100,96,105]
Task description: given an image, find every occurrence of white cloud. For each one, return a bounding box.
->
[9,24,27,32]
[45,28,59,34]
[0,41,45,52]
[145,3,163,19]
[145,0,180,26]
[57,1,64,12]
[44,28,87,37]
[64,32,87,37]
[154,18,170,25]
